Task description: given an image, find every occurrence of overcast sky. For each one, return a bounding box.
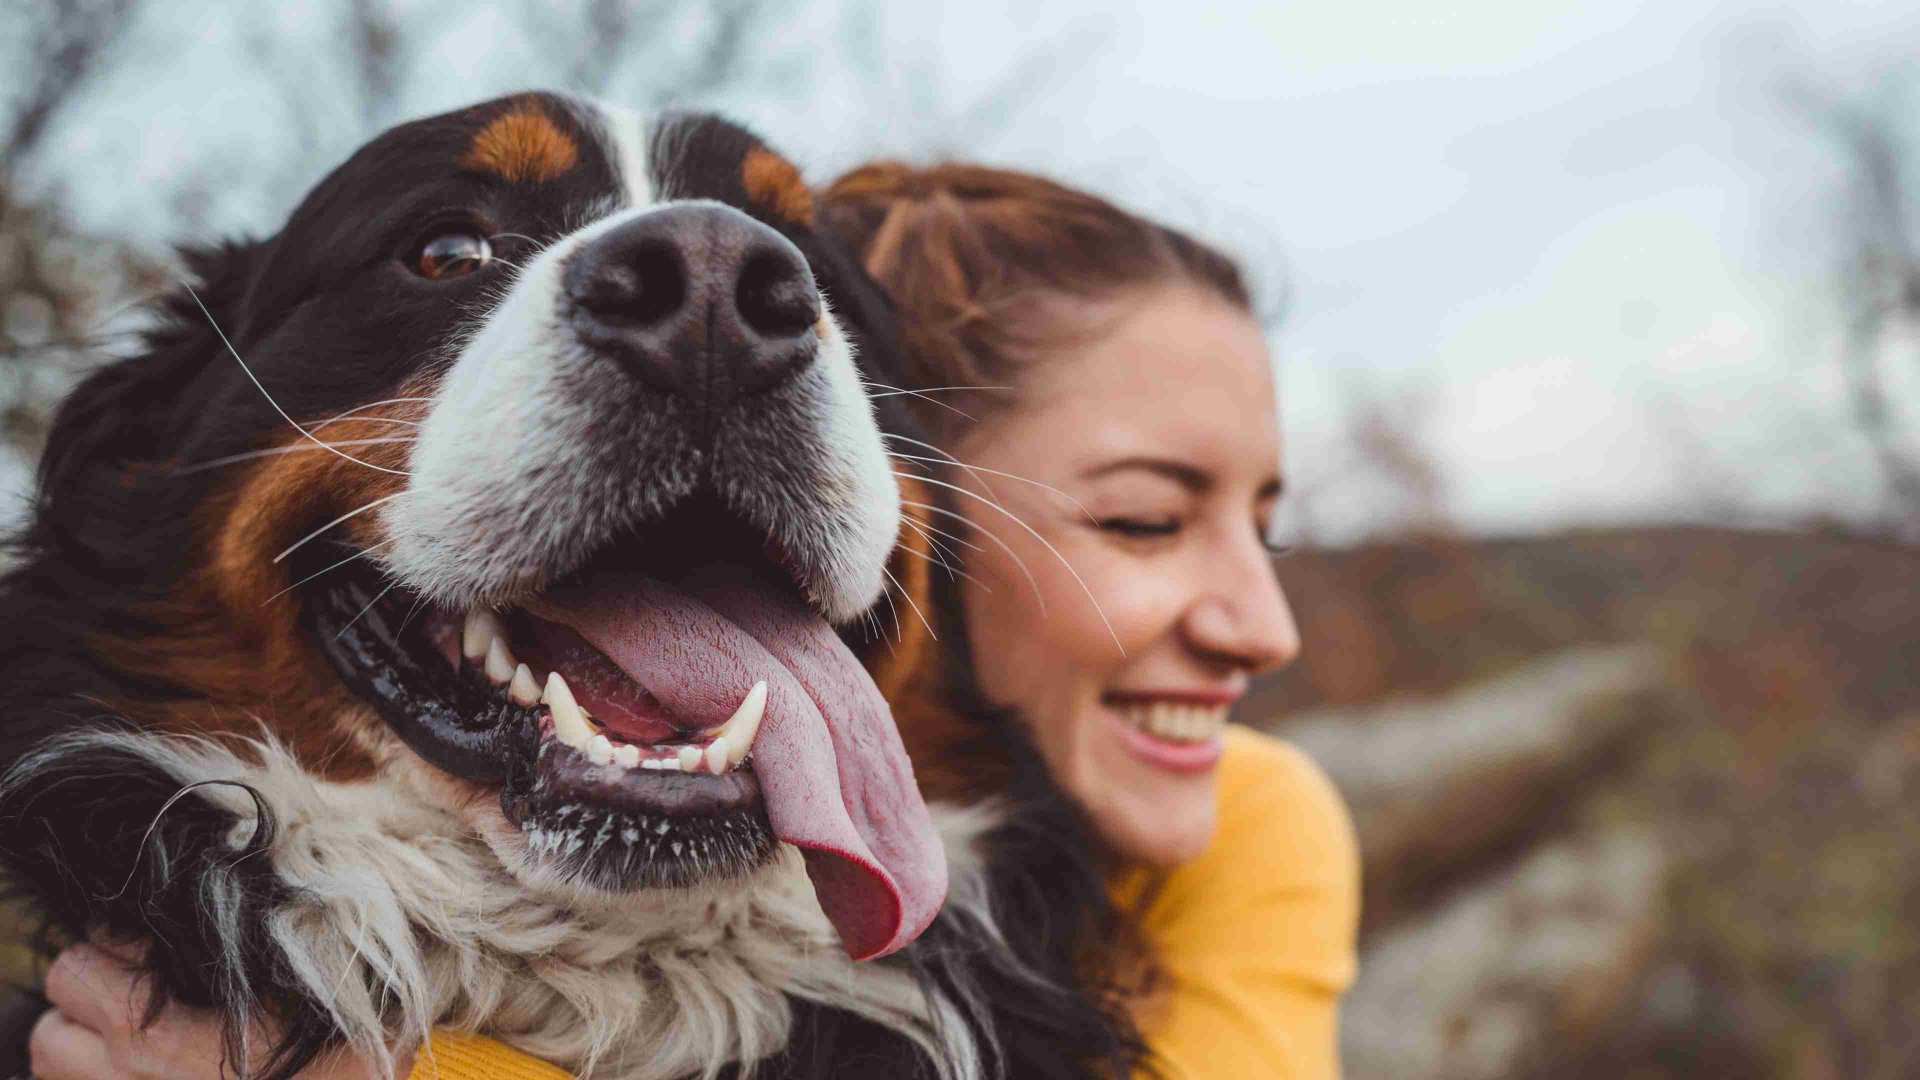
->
[15,0,1920,539]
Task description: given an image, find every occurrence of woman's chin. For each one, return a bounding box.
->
[1085,713,1221,865]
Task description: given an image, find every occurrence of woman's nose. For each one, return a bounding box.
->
[1183,545,1301,674]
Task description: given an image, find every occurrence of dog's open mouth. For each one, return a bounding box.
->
[301,498,940,960]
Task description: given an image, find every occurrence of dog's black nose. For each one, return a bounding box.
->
[563,203,820,403]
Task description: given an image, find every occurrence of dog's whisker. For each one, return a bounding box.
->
[899,520,989,592]
[185,284,410,477]
[308,415,422,432]
[897,473,1128,657]
[859,379,977,423]
[266,541,394,605]
[899,512,968,566]
[902,499,1044,613]
[899,513,985,555]
[886,453,935,476]
[886,444,1096,524]
[881,566,936,642]
[304,397,434,429]
[394,593,432,639]
[338,581,399,640]
[864,384,1011,397]
[900,515,969,571]
[174,438,418,477]
[274,492,406,565]
[884,433,1002,501]
[874,570,905,645]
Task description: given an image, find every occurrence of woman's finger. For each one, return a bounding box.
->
[27,1008,113,1080]
[40,945,134,1037]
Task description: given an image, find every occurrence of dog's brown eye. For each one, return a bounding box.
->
[415,232,492,279]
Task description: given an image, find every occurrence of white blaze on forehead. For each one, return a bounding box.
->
[592,101,654,208]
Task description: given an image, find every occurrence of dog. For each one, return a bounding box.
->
[0,93,1147,1079]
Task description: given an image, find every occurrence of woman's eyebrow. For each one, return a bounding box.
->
[1079,457,1210,492]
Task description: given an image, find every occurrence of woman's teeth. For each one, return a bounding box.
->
[1114,701,1228,744]
[459,608,766,777]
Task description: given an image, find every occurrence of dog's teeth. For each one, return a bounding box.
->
[484,636,517,684]
[704,738,731,775]
[677,745,702,772]
[543,672,593,749]
[612,743,641,768]
[462,609,504,663]
[509,663,540,706]
[586,734,614,766]
[718,681,767,755]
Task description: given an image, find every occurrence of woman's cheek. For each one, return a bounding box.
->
[1069,553,1187,665]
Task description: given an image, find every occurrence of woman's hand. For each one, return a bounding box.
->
[28,943,411,1079]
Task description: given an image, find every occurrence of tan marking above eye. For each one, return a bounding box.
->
[462,106,580,183]
[742,147,815,226]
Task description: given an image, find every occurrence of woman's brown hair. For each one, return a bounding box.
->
[820,162,1251,443]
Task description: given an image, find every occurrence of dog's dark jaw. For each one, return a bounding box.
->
[308,541,782,891]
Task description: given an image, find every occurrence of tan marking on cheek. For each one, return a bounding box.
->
[742,147,815,226]
[89,392,435,780]
[463,106,580,183]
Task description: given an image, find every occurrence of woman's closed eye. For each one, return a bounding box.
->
[1096,516,1181,540]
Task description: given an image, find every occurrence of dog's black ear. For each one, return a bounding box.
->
[36,242,257,492]
[26,241,259,561]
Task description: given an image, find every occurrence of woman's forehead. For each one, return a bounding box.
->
[1010,287,1281,475]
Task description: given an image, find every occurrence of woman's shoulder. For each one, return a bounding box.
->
[1210,725,1358,892]
[1137,724,1361,993]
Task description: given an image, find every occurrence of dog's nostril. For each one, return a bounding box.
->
[735,250,818,339]
[575,243,684,326]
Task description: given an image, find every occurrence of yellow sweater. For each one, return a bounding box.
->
[408,726,1360,1079]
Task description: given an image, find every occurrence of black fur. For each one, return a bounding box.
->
[0,735,339,1077]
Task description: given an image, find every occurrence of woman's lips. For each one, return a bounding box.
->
[1105,696,1230,775]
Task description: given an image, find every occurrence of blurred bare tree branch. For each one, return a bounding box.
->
[513,0,793,104]
[1787,75,1920,539]
[2,0,140,180]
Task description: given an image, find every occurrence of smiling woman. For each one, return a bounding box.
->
[821,162,1360,1077]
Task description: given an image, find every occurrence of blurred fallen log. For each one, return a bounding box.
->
[1273,645,1666,934]
[1341,826,1667,1080]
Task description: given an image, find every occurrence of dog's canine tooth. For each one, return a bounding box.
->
[509,663,541,706]
[462,608,503,662]
[677,745,702,772]
[543,671,593,749]
[484,636,517,684]
[718,681,767,755]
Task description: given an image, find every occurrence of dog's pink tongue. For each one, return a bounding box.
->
[533,570,946,961]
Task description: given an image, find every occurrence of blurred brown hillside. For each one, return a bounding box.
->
[1244,528,1920,1079]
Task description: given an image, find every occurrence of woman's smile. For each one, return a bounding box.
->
[1103,688,1242,773]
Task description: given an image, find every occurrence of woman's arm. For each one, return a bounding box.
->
[1132,728,1361,1079]
[27,943,562,1080]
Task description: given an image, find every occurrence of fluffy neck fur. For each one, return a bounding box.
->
[3,729,983,1080]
